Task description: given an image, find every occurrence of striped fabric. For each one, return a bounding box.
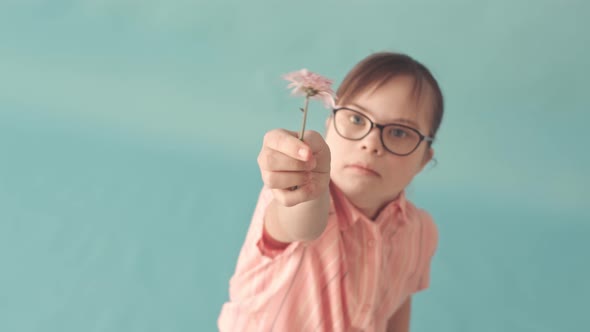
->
[218,182,438,332]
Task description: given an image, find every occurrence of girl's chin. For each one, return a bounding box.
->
[334,179,375,195]
[335,174,379,187]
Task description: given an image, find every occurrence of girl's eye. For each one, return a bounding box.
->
[349,115,365,125]
[388,128,409,138]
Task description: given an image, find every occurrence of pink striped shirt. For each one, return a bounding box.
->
[218,182,438,331]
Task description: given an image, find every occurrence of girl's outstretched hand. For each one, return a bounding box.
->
[258,129,331,207]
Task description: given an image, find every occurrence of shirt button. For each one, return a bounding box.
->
[367,239,375,247]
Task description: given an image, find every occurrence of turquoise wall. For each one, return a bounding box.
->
[1,1,588,331]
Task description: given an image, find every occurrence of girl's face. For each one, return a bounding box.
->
[325,75,434,218]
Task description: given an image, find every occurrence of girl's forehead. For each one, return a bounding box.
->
[343,76,434,130]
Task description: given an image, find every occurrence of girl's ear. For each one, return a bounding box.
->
[418,147,434,172]
[324,116,332,134]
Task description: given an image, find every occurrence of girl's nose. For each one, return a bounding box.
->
[361,127,384,156]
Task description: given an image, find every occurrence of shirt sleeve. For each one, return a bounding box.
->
[219,187,307,329]
[414,261,431,293]
[258,221,291,258]
[412,210,439,294]
[239,186,297,260]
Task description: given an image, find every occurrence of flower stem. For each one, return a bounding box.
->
[298,95,310,141]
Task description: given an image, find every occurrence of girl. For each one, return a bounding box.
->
[219,52,444,332]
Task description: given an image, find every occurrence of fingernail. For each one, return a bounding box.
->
[298,148,309,160]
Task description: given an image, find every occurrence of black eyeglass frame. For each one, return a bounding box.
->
[331,107,434,156]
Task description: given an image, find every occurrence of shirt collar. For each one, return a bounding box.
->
[328,181,409,231]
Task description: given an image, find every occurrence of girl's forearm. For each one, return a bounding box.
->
[264,190,330,243]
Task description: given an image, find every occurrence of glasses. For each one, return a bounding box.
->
[332,107,434,156]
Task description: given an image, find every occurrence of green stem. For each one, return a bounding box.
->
[298,95,310,141]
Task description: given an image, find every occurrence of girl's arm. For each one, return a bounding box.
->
[258,129,331,243]
[265,190,330,242]
[387,297,412,332]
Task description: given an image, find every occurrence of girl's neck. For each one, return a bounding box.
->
[351,194,400,221]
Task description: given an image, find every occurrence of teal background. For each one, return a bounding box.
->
[1,1,588,331]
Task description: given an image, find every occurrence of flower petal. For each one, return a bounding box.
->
[283,68,335,107]
[314,91,336,109]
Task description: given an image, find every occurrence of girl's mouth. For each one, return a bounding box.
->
[345,163,381,177]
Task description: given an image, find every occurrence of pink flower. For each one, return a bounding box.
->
[282,69,335,143]
[282,69,336,109]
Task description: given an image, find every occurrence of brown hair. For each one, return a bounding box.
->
[336,52,444,141]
